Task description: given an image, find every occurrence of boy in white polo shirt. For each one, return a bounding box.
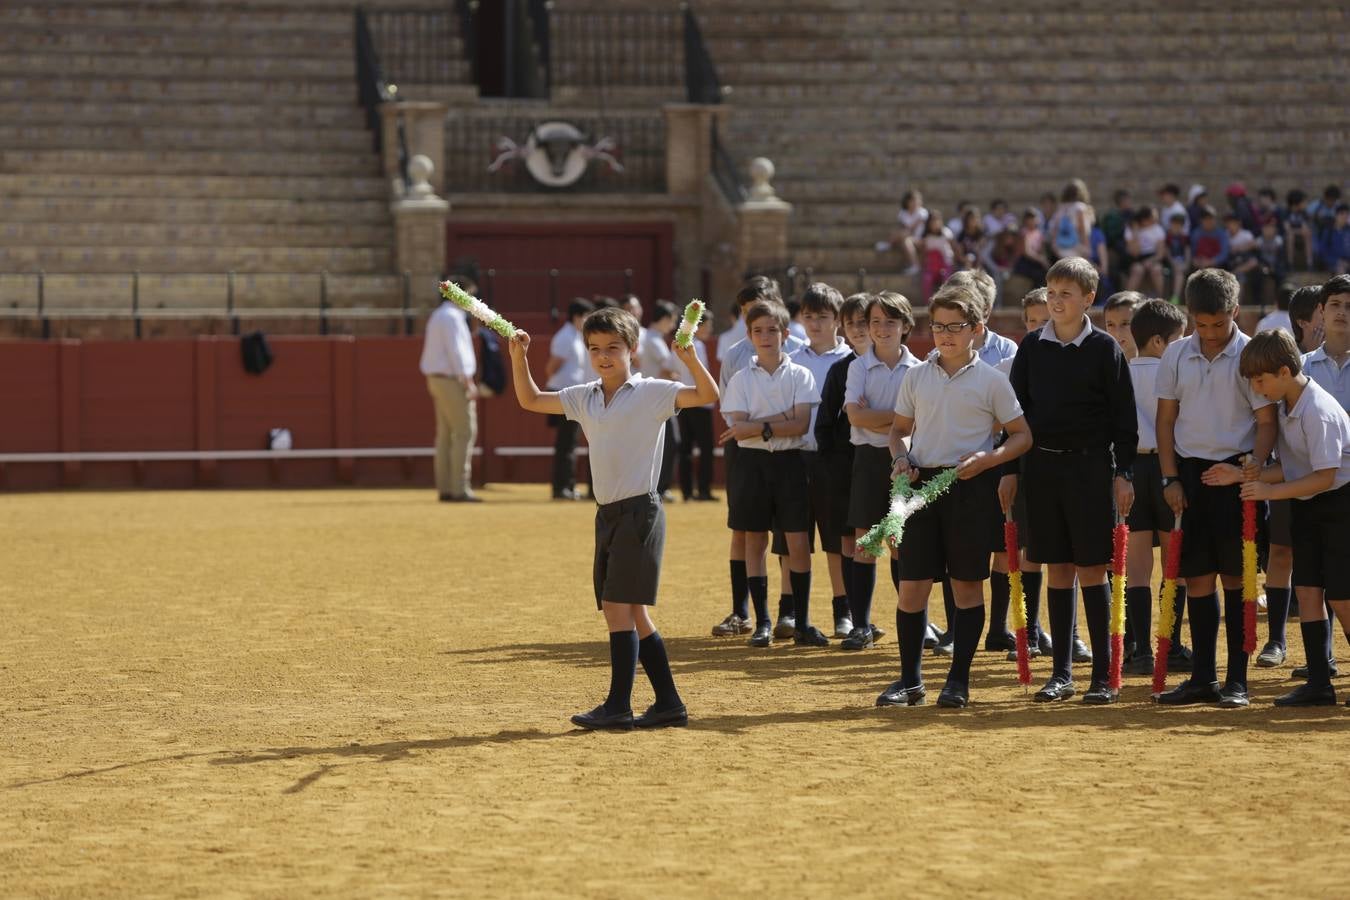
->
[1156,269,1278,708]
[841,292,920,650]
[508,307,718,730]
[720,300,822,647]
[1205,328,1350,705]
[877,284,1032,707]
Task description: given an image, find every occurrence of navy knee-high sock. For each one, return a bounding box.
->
[1171,583,1188,645]
[897,607,927,689]
[1081,583,1111,685]
[851,561,876,629]
[941,578,957,639]
[1301,620,1333,689]
[1023,570,1044,641]
[1265,586,1291,649]
[730,560,749,620]
[988,571,1011,638]
[890,557,901,592]
[1223,588,1249,689]
[1126,586,1153,658]
[603,630,639,714]
[1047,587,1076,681]
[638,632,681,708]
[1189,592,1220,683]
[949,604,986,686]
[838,555,855,620]
[790,570,812,629]
[747,576,770,627]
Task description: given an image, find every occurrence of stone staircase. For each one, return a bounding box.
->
[0,0,460,322]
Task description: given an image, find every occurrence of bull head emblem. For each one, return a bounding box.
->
[487,121,624,187]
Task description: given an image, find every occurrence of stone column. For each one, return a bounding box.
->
[392,155,449,308]
[735,157,792,273]
[381,100,448,197]
[663,103,728,197]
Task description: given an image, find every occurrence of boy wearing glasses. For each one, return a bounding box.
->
[877,284,1032,707]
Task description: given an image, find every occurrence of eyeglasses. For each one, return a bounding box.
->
[931,322,974,334]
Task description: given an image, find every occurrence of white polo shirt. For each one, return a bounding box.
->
[716,317,745,362]
[558,375,683,505]
[637,328,674,379]
[978,329,1019,367]
[1276,379,1350,498]
[1303,346,1350,411]
[790,337,853,450]
[1155,326,1272,460]
[721,356,820,452]
[894,355,1023,467]
[1129,356,1163,451]
[844,346,920,448]
[718,332,808,399]
[546,322,589,390]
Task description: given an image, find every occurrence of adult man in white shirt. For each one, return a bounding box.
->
[546,299,595,500]
[421,286,481,502]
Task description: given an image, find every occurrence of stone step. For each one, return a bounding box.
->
[0,196,391,226]
[0,24,353,58]
[0,221,392,249]
[0,272,406,312]
[24,0,449,8]
[0,100,368,128]
[0,173,388,201]
[0,51,357,81]
[0,149,381,177]
[0,245,394,276]
[389,84,481,106]
[0,123,375,154]
[0,75,359,104]
[0,5,356,33]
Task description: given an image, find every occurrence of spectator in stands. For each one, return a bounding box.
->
[1226,182,1259,232]
[984,199,1015,235]
[1088,220,1112,302]
[1253,187,1282,232]
[1284,189,1316,269]
[546,298,595,500]
[947,200,974,238]
[1309,184,1343,239]
[1253,219,1288,306]
[1048,178,1094,261]
[1124,206,1167,295]
[1158,183,1190,234]
[1164,213,1192,303]
[1321,204,1350,275]
[1191,206,1231,270]
[1224,213,1260,298]
[1013,207,1050,286]
[421,278,481,503]
[957,209,988,271]
[987,228,1021,301]
[919,211,958,300]
[1102,189,1133,266]
[1037,192,1058,230]
[1186,184,1209,234]
[877,189,928,274]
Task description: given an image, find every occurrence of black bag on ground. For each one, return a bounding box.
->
[241,331,274,375]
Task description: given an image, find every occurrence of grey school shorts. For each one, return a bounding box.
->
[593,492,665,609]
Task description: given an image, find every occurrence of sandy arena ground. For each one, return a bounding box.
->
[3,484,1349,898]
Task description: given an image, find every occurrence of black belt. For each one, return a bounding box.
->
[1037,446,1108,455]
[596,492,659,517]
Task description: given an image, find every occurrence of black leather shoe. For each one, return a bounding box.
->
[1083,680,1119,705]
[634,703,689,728]
[749,622,773,648]
[570,704,634,730]
[936,681,970,708]
[1167,643,1194,673]
[1124,652,1154,676]
[876,680,926,707]
[869,623,887,641]
[1033,677,1076,702]
[1072,638,1093,663]
[1273,682,1336,707]
[1217,682,1250,708]
[793,625,831,647]
[773,614,797,640]
[840,626,874,651]
[1292,660,1340,679]
[834,615,854,638]
[1156,678,1221,705]
[984,632,1016,652]
[1256,641,1287,668]
[1036,632,1054,656]
[922,623,941,649]
[932,638,954,657]
[1008,639,1043,662]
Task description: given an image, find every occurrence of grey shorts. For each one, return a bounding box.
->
[593,492,665,609]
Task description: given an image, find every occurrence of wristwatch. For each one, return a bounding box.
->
[761,422,774,442]
[1161,475,1179,488]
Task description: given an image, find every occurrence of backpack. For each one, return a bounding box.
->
[1053,207,1080,251]
[477,327,506,395]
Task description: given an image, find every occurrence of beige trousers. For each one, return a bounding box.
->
[426,375,477,497]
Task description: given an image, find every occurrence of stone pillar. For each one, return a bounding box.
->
[392,155,449,307]
[663,103,728,198]
[735,157,792,273]
[381,100,448,196]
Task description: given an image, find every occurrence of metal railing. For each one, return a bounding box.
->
[682,3,725,104]
[444,114,666,193]
[550,9,682,90]
[710,119,747,206]
[354,9,392,153]
[366,7,466,86]
[454,0,478,84]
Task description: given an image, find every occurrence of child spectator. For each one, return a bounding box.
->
[1253,187,1282,232]
[1103,290,1142,360]
[1125,206,1167,295]
[507,306,718,730]
[957,209,987,271]
[1186,185,1209,234]
[1164,213,1192,303]
[1318,204,1350,275]
[947,200,974,238]
[1252,220,1288,307]
[814,292,874,637]
[1013,208,1050,286]
[1155,269,1278,708]
[1191,207,1231,270]
[1102,189,1134,267]
[719,301,821,649]
[1309,184,1343,239]
[875,283,1033,708]
[877,189,928,274]
[842,292,920,649]
[1206,328,1350,706]
[1008,257,1138,704]
[1224,213,1260,299]
[984,199,1016,236]
[919,212,958,300]
[1049,179,1094,261]
[671,314,717,502]
[1088,221,1112,301]
[1122,299,1192,675]
[1284,189,1316,270]
[1037,192,1058,230]
[1226,183,1259,232]
[1158,183,1190,235]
